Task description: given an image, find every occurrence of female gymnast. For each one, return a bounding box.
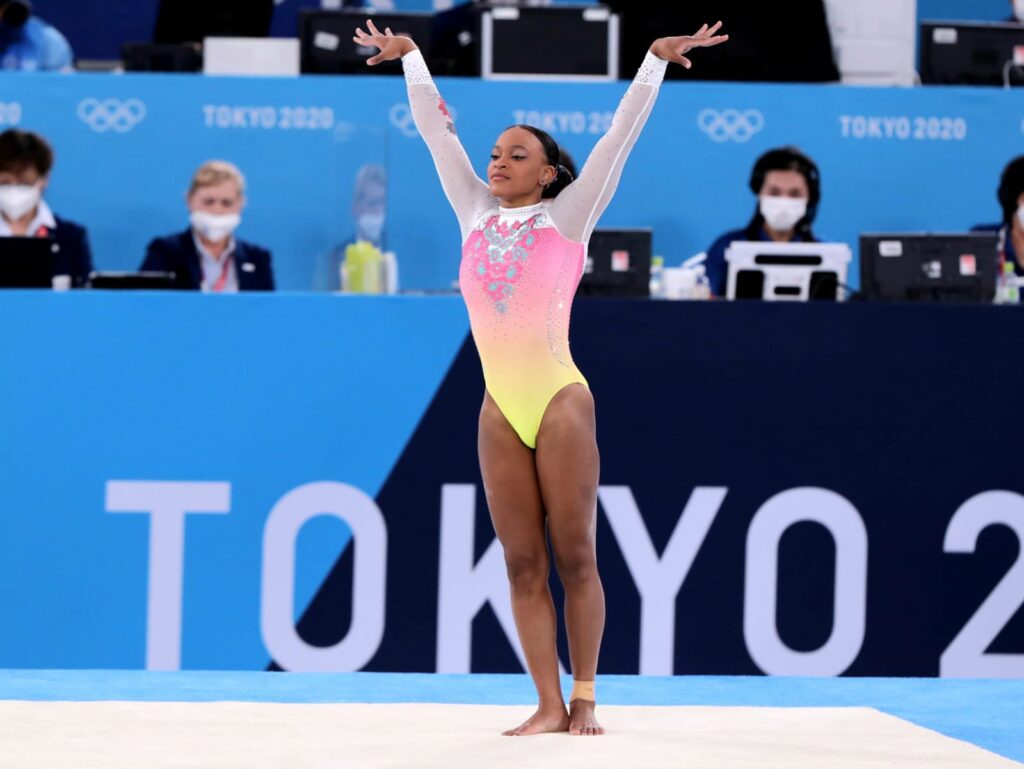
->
[355,18,728,736]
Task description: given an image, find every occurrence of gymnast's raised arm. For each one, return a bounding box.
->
[549,22,729,244]
[354,20,492,242]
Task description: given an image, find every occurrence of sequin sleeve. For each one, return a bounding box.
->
[549,52,668,243]
[402,48,493,241]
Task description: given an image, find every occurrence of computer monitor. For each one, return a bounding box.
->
[432,3,618,80]
[578,229,651,298]
[0,237,55,288]
[300,10,435,75]
[859,233,998,303]
[122,43,202,73]
[920,21,1024,86]
[725,241,852,301]
[154,0,274,44]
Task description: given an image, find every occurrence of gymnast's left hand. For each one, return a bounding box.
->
[650,21,729,69]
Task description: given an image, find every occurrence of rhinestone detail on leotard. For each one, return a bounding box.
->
[469,213,543,314]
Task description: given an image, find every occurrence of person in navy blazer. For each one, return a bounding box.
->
[141,160,274,292]
[0,128,93,287]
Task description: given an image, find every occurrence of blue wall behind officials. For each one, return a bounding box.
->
[0,71,1020,291]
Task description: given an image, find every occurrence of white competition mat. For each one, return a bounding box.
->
[0,701,1019,769]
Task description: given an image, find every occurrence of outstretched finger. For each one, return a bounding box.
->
[674,54,692,69]
[367,18,383,36]
[367,52,385,66]
[706,20,723,36]
[696,23,708,36]
[698,33,729,47]
[385,27,393,36]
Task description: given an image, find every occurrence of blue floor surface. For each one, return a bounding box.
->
[1,671,1021,763]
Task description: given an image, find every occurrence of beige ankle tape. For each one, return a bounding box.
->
[570,680,595,702]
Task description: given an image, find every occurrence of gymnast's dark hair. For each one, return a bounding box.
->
[998,155,1024,226]
[743,146,821,241]
[510,124,575,198]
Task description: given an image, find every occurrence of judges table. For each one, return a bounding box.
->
[0,291,1021,678]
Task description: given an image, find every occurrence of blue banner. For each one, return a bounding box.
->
[0,293,1022,677]
[0,71,1021,290]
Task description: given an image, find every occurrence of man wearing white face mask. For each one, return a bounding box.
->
[972,155,1024,280]
[704,146,821,298]
[141,160,274,292]
[0,128,92,287]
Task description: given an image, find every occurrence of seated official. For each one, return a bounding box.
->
[704,146,821,298]
[142,160,274,292]
[972,154,1024,277]
[0,128,92,286]
[0,0,73,72]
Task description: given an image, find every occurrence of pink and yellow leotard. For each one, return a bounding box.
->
[403,49,668,448]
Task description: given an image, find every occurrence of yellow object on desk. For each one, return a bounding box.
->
[342,240,384,294]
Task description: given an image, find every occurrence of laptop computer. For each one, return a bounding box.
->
[725,241,852,301]
[0,237,56,288]
[88,271,180,290]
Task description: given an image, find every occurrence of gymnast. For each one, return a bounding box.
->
[355,18,728,736]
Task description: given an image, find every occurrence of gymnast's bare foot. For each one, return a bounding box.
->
[502,703,570,736]
[568,699,604,736]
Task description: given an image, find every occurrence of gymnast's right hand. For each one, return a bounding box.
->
[353,19,417,65]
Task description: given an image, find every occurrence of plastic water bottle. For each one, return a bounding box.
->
[649,255,665,299]
[996,261,1020,305]
[693,265,711,300]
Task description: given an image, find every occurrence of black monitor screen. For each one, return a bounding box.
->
[579,229,652,298]
[921,21,1024,85]
[0,237,54,289]
[154,0,275,44]
[859,233,999,303]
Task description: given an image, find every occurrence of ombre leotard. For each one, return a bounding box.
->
[403,49,668,448]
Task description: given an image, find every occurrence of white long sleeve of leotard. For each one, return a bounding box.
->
[549,52,668,243]
[402,48,493,242]
[401,47,668,244]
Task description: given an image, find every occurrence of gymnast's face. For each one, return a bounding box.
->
[488,127,556,204]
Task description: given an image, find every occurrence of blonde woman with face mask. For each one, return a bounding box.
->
[140,160,275,292]
[704,146,822,298]
[0,128,92,288]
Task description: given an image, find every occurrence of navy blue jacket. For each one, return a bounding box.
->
[49,216,93,287]
[140,229,275,291]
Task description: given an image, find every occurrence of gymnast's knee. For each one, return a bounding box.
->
[553,547,599,591]
[503,549,550,593]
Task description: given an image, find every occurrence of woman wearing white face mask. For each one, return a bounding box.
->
[141,160,274,292]
[972,155,1024,279]
[0,128,92,287]
[704,146,821,298]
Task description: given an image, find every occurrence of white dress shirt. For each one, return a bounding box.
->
[192,230,239,293]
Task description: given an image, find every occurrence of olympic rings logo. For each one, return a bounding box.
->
[697,108,764,143]
[389,102,457,138]
[77,98,147,133]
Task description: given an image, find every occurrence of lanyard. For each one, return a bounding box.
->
[210,254,233,292]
